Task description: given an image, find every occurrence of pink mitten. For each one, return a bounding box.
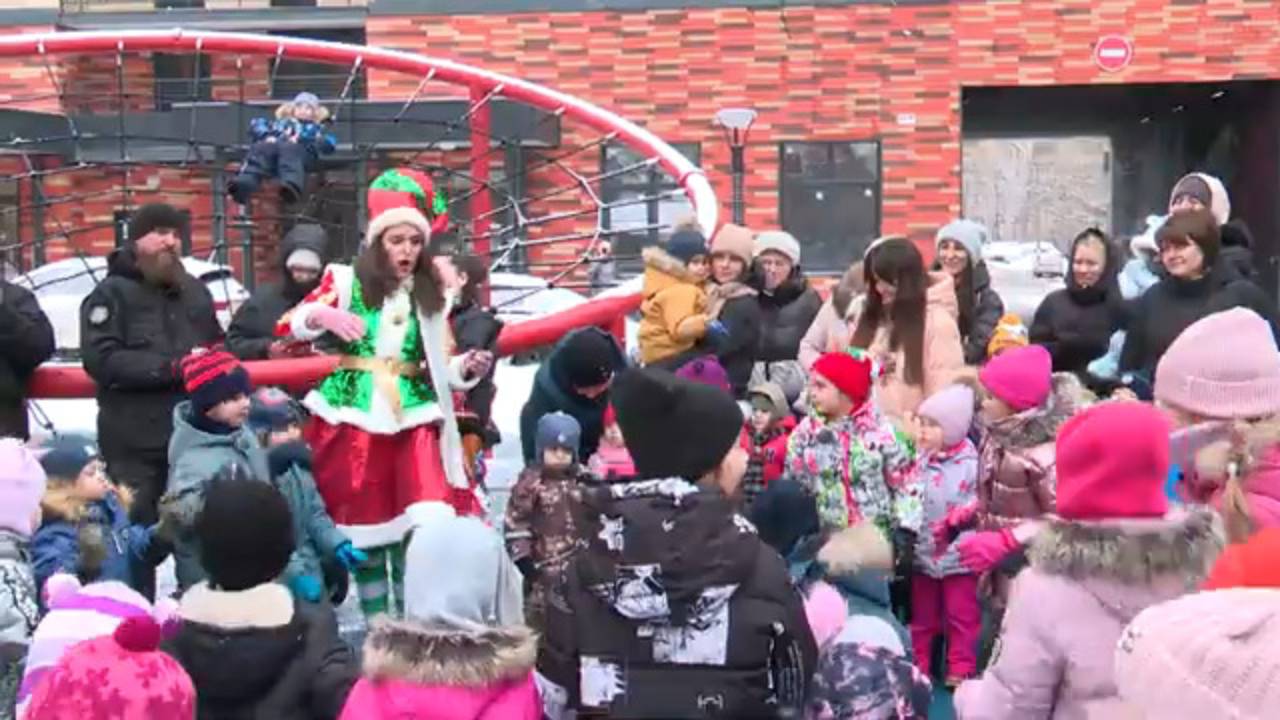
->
[932,502,978,553]
[309,305,365,342]
[955,529,1019,573]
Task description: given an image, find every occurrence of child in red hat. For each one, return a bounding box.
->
[786,350,920,540]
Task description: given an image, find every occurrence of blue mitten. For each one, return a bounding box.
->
[288,574,323,603]
[334,541,368,571]
[706,319,729,342]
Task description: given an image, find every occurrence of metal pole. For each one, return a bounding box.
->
[730,143,746,225]
[469,83,493,304]
[31,168,46,268]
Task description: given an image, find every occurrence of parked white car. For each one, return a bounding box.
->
[13,255,250,354]
[983,241,1068,321]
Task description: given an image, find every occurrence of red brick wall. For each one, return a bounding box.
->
[368,0,1280,249]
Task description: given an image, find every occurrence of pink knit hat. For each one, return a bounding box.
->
[917,384,975,447]
[1155,308,1280,420]
[0,438,48,537]
[979,344,1052,412]
[674,356,732,394]
[1055,402,1170,521]
[1116,588,1280,720]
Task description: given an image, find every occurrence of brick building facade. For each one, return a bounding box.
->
[0,0,1278,287]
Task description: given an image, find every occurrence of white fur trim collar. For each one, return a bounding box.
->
[179,582,295,629]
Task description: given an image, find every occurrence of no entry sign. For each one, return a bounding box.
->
[1094,35,1134,72]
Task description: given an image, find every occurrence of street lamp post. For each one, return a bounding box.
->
[715,108,757,225]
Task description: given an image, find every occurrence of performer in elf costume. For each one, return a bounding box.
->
[276,167,490,617]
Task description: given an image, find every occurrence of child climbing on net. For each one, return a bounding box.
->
[228,91,338,206]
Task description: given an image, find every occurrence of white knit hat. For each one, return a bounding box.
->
[754,230,801,264]
[935,219,988,262]
[1170,172,1231,226]
[1115,588,1280,720]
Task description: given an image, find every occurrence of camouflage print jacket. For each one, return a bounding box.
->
[503,465,595,624]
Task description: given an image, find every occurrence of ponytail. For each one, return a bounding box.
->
[1220,420,1257,544]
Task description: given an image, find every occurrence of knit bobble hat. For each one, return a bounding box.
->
[812,351,874,410]
[674,356,732,394]
[935,218,989,263]
[665,228,709,264]
[979,344,1052,412]
[196,472,294,591]
[754,230,801,264]
[917,384,976,447]
[1155,308,1280,420]
[24,616,195,720]
[292,91,320,108]
[560,328,622,390]
[365,167,443,246]
[536,411,582,464]
[0,438,47,537]
[612,368,743,481]
[181,350,253,418]
[986,313,1029,358]
[1055,401,1170,521]
[1169,171,1231,226]
[248,387,302,434]
[38,434,98,481]
[1115,588,1280,720]
[1202,527,1280,590]
[710,224,754,266]
[126,202,187,247]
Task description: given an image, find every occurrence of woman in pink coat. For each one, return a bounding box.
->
[339,513,539,720]
[848,237,965,420]
[955,402,1224,720]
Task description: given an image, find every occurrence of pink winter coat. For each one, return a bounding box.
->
[862,272,964,420]
[339,619,541,720]
[955,507,1224,720]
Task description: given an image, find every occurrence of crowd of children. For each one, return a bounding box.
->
[2,209,1280,720]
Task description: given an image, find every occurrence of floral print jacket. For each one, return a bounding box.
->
[785,404,921,537]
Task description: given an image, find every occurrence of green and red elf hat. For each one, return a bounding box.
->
[365,167,450,245]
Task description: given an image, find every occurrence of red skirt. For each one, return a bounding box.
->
[304,417,483,531]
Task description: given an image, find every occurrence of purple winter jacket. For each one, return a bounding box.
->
[955,507,1223,720]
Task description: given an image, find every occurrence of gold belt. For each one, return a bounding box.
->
[338,355,422,419]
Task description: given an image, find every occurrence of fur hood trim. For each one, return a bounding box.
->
[709,279,757,302]
[1030,506,1224,585]
[817,522,893,575]
[179,582,295,629]
[643,245,702,284]
[1195,417,1280,481]
[985,372,1086,449]
[362,617,537,688]
[41,484,133,523]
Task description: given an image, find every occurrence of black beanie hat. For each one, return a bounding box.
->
[126,203,188,247]
[665,228,709,264]
[197,469,294,591]
[560,328,621,390]
[611,367,743,480]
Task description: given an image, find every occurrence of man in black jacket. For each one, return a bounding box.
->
[519,327,625,464]
[80,203,222,534]
[226,223,330,360]
[0,279,55,440]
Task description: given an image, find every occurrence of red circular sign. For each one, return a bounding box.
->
[1094,35,1134,72]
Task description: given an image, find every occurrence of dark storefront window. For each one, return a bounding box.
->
[779,141,880,272]
[153,53,213,111]
[601,142,700,274]
[268,28,367,102]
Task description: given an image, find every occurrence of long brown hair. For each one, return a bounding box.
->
[851,238,928,385]
[831,261,866,320]
[354,229,445,316]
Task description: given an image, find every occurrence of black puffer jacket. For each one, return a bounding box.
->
[519,327,626,463]
[1030,234,1124,378]
[1121,260,1279,382]
[753,268,822,363]
[961,262,1005,364]
[227,224,330,360]
[1219,221,1256,282]
[540,477,818,719]
[0,280,54,440]
[708,280,762,398]
[163,583,358,720]
[450,299,503,443]
[80,248,221,457]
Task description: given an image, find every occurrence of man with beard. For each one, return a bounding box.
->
[226,223,330,360]
[80,202,222,593]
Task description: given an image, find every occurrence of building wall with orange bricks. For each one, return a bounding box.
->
[367,0,1280,250]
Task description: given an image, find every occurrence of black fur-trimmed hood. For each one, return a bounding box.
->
[361,617,537,688]
[1030,506,1224,586]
